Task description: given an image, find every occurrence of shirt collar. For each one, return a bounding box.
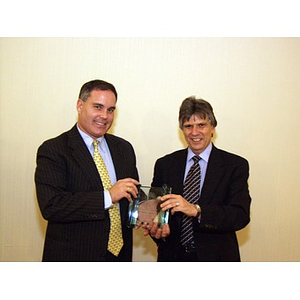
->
[76,124,105,151]
[187,142,212,163]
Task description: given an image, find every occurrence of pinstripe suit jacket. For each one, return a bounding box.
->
[35,125,139,261]
[151,144,251,261]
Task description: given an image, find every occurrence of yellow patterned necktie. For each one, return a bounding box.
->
[93,140,124,256]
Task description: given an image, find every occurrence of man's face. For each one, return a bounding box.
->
[182,114,215,155]
[77,89,116,139]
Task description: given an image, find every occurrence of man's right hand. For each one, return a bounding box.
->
[109,178,139,203]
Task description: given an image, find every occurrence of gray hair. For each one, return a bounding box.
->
[179,96,217,129]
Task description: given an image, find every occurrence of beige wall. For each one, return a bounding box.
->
[0,37,299,261]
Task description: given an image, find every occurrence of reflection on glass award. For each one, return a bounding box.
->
[127,184,172,228]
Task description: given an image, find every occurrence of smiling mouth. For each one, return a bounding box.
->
[94,120,106,127]
[191,138,201,142]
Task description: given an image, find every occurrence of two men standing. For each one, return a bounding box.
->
[35,80,251,262]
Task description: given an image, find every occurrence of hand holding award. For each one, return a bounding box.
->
[127,185,172,230]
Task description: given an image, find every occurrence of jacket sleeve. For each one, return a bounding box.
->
[196,157,251,233]
[35,140,105,223]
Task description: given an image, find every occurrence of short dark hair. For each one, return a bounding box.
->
[179,96,217,129]
[78,79,118,102]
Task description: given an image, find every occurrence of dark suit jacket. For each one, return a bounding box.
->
[151,144,251,261]
[35,125,139,261]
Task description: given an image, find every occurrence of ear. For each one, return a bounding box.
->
[77,99,83,114]
[211,126,216,137]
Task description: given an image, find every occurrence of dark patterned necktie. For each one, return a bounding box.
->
[180,155,201,246]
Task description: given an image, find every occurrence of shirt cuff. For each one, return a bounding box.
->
[104,190,113,209]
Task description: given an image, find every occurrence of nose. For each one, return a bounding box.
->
[99,109,108,119]
[191,125,199,135]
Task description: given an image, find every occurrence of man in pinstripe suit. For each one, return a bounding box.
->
[35,80,139,261]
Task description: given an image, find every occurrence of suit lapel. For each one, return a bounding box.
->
[67,125,103,190]
[170,149,187,195]
[105,134,130,224]
[169,149,187,228]
[105,134,125,180]
[200,145,226,204]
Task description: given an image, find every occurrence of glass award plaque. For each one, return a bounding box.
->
[127,184,172,228]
